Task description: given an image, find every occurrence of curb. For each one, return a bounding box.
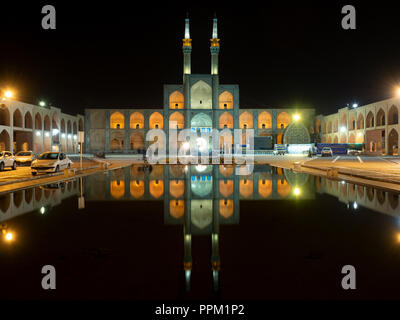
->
[0,165,100,187]
[301,163,400,186]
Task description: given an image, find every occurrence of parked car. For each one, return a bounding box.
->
[31,152,72,175]
[15,151,36,166]
[0,151,17,171]
[348,149,361,156]
[321,147,333,157]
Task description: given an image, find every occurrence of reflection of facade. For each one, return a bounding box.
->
[314,175,400,217]
[0,181,80,222]
[85,164,315,292]
[0,100,84,153]
[84,17,314,154]
[316,98,400,155]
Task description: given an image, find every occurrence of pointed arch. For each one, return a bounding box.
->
[190,80,212,109]
[13,108,23,127]
[44,115,50,131]
[0,104,10,126]
[376,108,385,126]
[258,111,272,129]
[277,112,290,129]
[357,113,364,129]
[0,129,10,151]
[219,112,233,129]
[191,112,212,128]
[169,91,184,109]
[24,111,33,129]
[388,105,398,125]
[239,111,253,129]
[35,113,42,130]
[169,111,184,129]
[110,111,124,129]
[366,111,374,128]
[218,91,233,109]
[130,112,144,129]
[149,112,163,129]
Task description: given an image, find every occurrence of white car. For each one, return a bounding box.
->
[321,147,333,157]
[0,151,17,171]
[15,151,36,166]
[31,152,72,175]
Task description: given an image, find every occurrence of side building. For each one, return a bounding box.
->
[0,99,84,153]
[317,97,400,155]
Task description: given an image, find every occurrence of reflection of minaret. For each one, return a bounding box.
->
[183,203,192,292]
[211,195,220,293]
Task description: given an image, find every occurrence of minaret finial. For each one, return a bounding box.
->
[182,13,192,78]
[184,13,190,39]
[212,14,218,39]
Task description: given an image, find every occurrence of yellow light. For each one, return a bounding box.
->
[4,90,13,99]
[396,233,400,243]
[397,88,400,97]
[5,232,13,241]
[294,187,301,196]
[293,114,300,121]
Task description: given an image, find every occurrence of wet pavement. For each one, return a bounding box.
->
[0,164,399,300]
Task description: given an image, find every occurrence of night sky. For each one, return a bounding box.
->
[1,1,400,116]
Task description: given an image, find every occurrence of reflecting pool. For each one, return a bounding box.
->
[0,164,400,300]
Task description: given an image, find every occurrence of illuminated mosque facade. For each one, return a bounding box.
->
[84,16,315,155]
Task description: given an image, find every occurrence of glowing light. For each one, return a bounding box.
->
[196,137,208,152]
[45,132,50,137]
[39,101,46,107]
[183,142,190,150]
[61,133,66,138]
[357,132,362,137]
[73,134,77,139]
[340,126,346,132]
[195,165,207,172]
[293,113,301,121]
[52,129,59,135]
[396,233,400,243]
[352,103,358,108]
[397,88,400,97]
[40,207,45,214]
[5,232,13,241]
[353,202,358,209]
[4,90,13,99]
[68,134,72,139]
[293,187,301,196]
[341,180,346,185]
[36,131,41,136]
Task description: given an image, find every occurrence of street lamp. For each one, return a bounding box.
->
[4,90,13,99]
[293,113,301,121]
[39,101,46,107]
[352,103,358,108]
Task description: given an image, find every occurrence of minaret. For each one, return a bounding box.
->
[182,14,192,79]
[210,14,220,75]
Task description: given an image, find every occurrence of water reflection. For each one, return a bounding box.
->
[1,165,400,294]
